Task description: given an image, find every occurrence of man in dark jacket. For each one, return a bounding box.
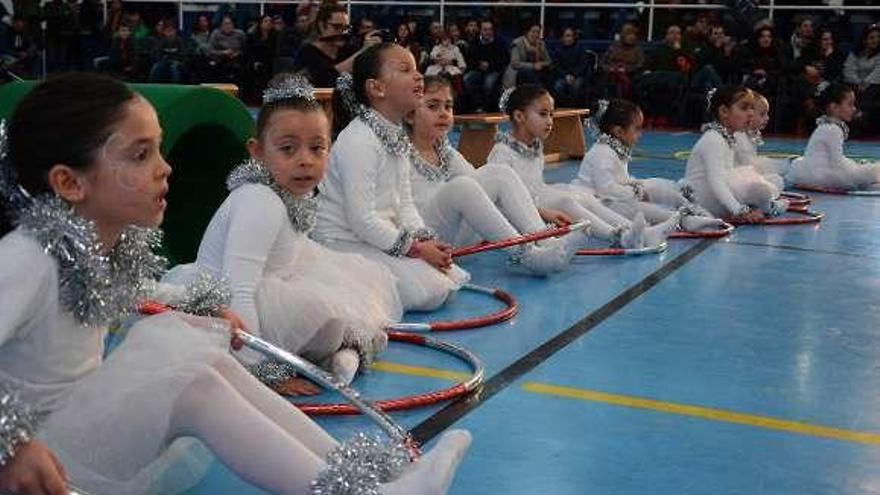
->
[463,19,508,112]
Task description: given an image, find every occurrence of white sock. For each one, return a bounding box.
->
[330,348,360,386]
[381,430,472,495]
[644,212,680,246]
[620,212,647,248]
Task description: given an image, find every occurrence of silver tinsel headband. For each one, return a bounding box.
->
[263,74,317,104]
[814,80,830,98]
[0,386,38,467]
[498,86,516,114]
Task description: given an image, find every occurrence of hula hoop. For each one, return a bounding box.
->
[576,242,668,256]
[669,222,735,239]
[780,191,812,207]
[387,284,518,333]
[793,184,880,196]
[295,330,485,416]
[727,208,824,226]
[451,221,588,258]
[138,301,421,452]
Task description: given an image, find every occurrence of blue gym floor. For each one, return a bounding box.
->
[188,131,880,495]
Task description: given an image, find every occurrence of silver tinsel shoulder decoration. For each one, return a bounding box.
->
[409,137,453,183]
[816,115,849,141]
[177,269,232,317]
[495,131,543,160]
[0,386,38,467]
[263,73,316,104]
[361,108,414,158]
[498,86,516,114]
[18,195,166,327]
[700,121,736,149]
[0,122,30,221]
[311,432,410,495]
[815,80,831,98]
[596,133,633,163]
[227,159,318,233]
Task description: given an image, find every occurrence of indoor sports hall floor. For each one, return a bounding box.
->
[188,131,880,495]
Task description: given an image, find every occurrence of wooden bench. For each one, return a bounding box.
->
[314,88,334,129]
[199,83,239,98]
[454,108,591,167]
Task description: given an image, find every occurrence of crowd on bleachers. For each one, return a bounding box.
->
[0,0,877,136]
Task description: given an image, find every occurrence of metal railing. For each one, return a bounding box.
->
[157,0,880,42]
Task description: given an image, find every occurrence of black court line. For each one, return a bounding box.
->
[411,238,716,444]
[727,240,880,261]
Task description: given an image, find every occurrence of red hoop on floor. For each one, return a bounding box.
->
[780,191,812,207]
[386,284,518,333]
[793,184,880,196]
[451,222,587,258]
[669,222,735,239]
[295,331,485,416]
[576,243,667,256]
[727,208,824,226]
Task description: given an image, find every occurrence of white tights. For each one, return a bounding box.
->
[168,353,469,495]
[421,163,546,245]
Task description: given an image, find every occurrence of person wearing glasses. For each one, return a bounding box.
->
[292,3,382,87]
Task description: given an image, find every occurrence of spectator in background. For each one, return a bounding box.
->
[1,16,39,77]
[449,22,469,55]
[109,23,138,80]
[244,14,277,100]
[844,24,880,135]
[601,22,645,98]
[428,21,444,47]
[635,24,692,126]
[552,27,589,107]
[191,14,212,56]
[426,28,466,90]
[353,17,376,49]
[844,24,880,91]
[463,18,480,48]
[463,19,508,111]
[792,28,847,133]
[149,21,189,83]
[207,14,246,82]
[693,24,738,84]
[685,12,712,47]
[789,16,815,61]
[104,0,124,41]
[274,12,310,72]
[742,26,789,96]
[395,21,428,70]
[503,22,552,88]
[292,3,380,87]
[272,15,286,35]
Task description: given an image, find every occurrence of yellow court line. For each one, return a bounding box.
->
[523,382,880,446]
[371,361,471,382]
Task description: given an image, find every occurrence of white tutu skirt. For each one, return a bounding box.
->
[255,238,403,361]
[323,240,470,312]
[38,312,232,495]
[789,156,880,189]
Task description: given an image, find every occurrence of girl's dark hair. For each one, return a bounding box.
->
[708,84,750,119]
[256,73,326,139]
[333,42,398,133]
[423,74,455,98]
[816,82,854,111]
[504,84,550,119]
[598,99,642,135]
[1,73,136,236]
